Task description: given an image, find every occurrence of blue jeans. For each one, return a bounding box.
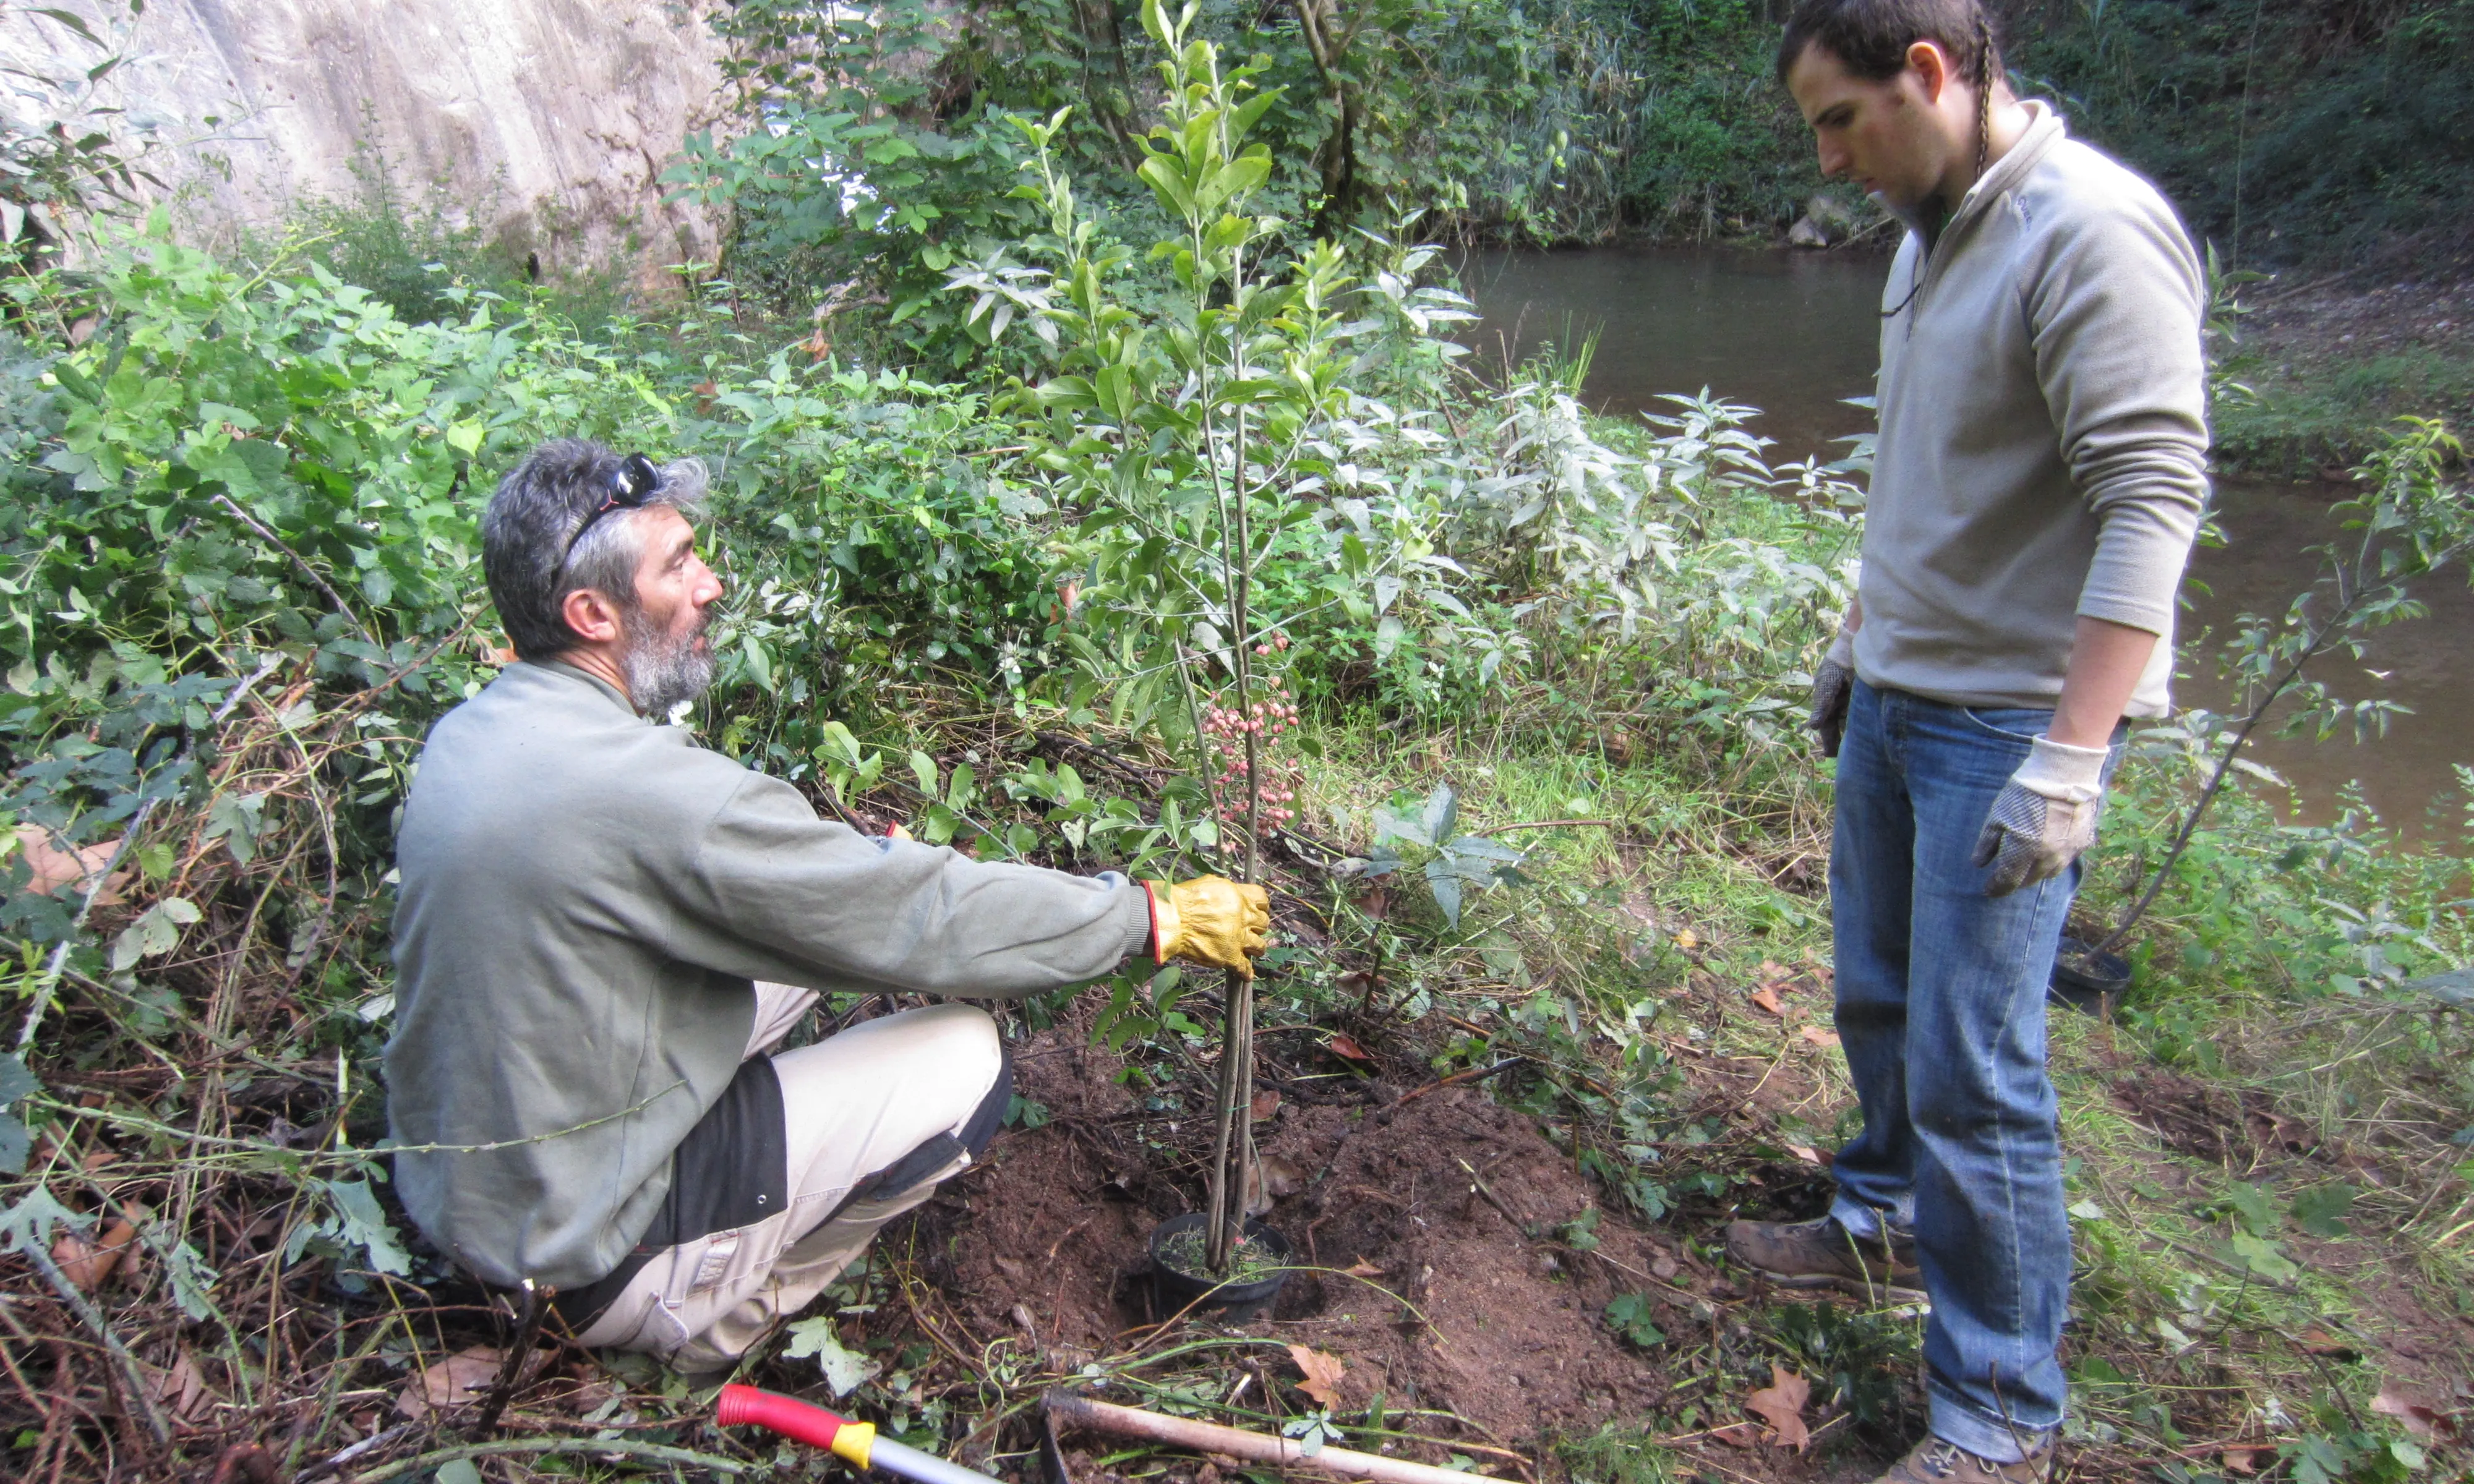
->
[1826,680,2120,1461]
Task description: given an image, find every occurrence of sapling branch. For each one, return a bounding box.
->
[2089,426,2468,958]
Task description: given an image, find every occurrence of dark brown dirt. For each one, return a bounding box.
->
[906,1018,1772,1467]
[2110,1070,2329,1173]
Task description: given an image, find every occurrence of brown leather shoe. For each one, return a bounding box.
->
[1722,1214,1924,1299]
[1873,1433,2053,1484]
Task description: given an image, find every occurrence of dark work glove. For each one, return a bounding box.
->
[1808,657,1854,759]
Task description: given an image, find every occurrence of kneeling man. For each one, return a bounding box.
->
[387,440,1266,1373]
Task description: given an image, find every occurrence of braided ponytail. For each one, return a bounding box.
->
[1972,12,1997,184]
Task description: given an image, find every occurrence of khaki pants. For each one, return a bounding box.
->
[573,987,1002,1371]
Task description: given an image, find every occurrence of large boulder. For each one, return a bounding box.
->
[0,0,729,295]
[1787,191,1865,248]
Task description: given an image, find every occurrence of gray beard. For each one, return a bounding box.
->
[621,617,717,719]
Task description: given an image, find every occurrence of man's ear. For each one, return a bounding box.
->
[560,587,625,647]
[1905,39,1951,103]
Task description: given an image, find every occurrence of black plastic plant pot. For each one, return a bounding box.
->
[1145,1213,1293,1323]
[2049,936,2132,1017]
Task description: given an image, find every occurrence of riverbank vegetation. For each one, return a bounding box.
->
[1,2,2470,1482]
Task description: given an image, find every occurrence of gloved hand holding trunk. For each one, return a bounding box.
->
[1972,735,2110,896]
[1146,877,1272,976]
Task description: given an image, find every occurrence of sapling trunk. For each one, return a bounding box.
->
[2088,513,2473,960]
[1205,401,1262,1274]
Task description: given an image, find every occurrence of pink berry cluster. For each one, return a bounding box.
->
[1203,635,1301,829]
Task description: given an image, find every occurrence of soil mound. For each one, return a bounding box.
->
[912,1025,1720,1455]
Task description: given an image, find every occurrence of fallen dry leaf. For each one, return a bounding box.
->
[146,1349,210,1420]
[1709,1423,1759,1448]
[1748,986,1786,1017]
[1250,1088,1282,1120]
[1287,1344,1346,1409]
[1327,1033,1372,1062]
[2220,1446,2262,1475]
[1674,928,1699,950]
[1745,1363,1813,1451]
[2299,1329,2361,1360]
[1245,1153,1306,1216]
[1758,959,1791,981]
[1343,1260,1385,1278]
[52,1216,135,1291]
[12,824,129,905]
[396,1345,504,1419]
[1785,1144,1823,1165]
[1799,1025,1841,1048]
[2371,1380,2454,1443]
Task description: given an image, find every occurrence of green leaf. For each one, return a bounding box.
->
[2288,1182,2355,1239]
[1374,615,1406,660]
[0,1053,36,1107]
[1423,859,1463,927]
[2223,1181,2281,1238]
[783,1316,881,1396]
[1604,1292,1664,1348]
[1421,783,1458,846]
[818,721,865,769]
[31,8,102,46]
[0,1055,37,1176]
[1033,375,1097,411]
[0,1184,80,1253]
[909,749,940,798]
[2225,1229,2301,1284]
[156,1235,221,1320]
[742,633,776,694]
[322,1179,413,1276]
[1136,155,1198,222]
[109,896,201,972]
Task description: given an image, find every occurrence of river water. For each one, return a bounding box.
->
[1461,247,2470,844]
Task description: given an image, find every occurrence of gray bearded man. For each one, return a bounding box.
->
[387,440,1270,1374]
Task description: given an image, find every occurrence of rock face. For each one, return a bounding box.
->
[1,0,729,293]
[1787,190,1865,249]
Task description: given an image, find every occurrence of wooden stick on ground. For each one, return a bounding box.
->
[1043,1392,1518,1484]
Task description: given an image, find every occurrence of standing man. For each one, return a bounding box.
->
[388,440,1269,1376]
[1726,2,2209,1480]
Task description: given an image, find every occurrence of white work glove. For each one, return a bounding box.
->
[1808,628,1856,759]
[1972,735,2110,897]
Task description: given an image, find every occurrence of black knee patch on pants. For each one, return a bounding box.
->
[852,1040,1014,1202]
[550,1054,788,1332]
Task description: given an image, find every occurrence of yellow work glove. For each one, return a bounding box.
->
[1144,877,1272,978]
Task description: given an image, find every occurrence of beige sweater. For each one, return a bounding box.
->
[1851,103,2209,717]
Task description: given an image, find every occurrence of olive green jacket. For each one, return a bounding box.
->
[385,661,1150,1289]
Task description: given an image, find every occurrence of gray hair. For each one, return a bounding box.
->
[481,438,709,660]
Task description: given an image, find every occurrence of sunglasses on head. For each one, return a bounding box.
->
[561,452,661,564]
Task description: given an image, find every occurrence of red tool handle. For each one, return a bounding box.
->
[717,1383,861,1454]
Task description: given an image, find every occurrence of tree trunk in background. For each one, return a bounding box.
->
[1291,0,1366,241]
[1073,0,1147,166]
